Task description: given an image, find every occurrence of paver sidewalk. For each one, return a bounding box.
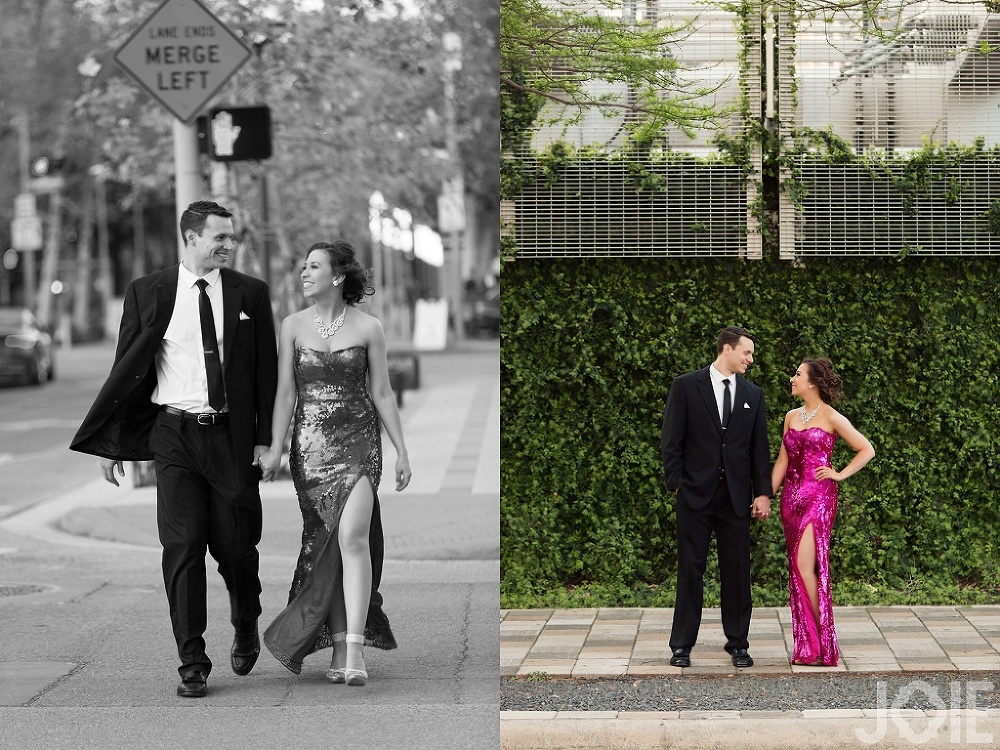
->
[502,606,1000,677]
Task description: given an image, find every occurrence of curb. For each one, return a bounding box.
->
[501,710,1000,749]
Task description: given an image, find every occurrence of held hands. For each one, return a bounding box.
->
[100,458,125,486]
[255,445,281,483]
[750,495,771,520]
[394,454,412,492]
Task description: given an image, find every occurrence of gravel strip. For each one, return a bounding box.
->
[501,673,1000,712]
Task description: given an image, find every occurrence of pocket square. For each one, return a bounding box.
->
[743,402,750,409]
[239,311,251,321]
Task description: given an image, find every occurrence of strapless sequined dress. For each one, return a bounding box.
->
[780,427,839,666]
[263,345,396,674]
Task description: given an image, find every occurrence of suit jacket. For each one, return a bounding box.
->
[661,367,772,517]
[70,265,278,467]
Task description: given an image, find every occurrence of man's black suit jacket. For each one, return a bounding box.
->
[71,265,278,469]
[661,368,772,517]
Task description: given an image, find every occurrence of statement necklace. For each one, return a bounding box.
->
[313,308,346,339]
[799,403,822,424]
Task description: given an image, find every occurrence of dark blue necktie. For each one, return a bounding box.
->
[196,279,226,412]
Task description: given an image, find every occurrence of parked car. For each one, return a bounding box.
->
[467,284,500,338]
[0,307,54,385]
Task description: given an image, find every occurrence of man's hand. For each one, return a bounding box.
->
[101,458,125,487]
[253,445,272,481]
[751,495,771,520]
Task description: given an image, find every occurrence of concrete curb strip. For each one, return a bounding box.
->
[501,711,1000,749]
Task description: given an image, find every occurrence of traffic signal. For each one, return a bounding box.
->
[30,155,66,176]
[203,105,272,162]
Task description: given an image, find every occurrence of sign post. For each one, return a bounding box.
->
[115,0,252,255]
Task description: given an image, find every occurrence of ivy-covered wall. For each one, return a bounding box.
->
[500,256,1000,608]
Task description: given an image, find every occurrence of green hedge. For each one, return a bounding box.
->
[500,256,1000,609]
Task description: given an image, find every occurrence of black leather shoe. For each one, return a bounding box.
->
[177,671,208,698]
[669,649,691,668]
[231,628,260,676]
[731,649,754,668]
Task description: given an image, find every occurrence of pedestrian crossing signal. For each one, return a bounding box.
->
[201,105,272,162]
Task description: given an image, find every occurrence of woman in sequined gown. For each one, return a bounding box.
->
[771,358,874,667]
[259,240,411,685]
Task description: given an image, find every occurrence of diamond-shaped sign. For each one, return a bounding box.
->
[114,0,252,124]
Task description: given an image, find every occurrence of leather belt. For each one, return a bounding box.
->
[161,405,229,425]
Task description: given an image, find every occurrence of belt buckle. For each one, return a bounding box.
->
[197,413,214,426]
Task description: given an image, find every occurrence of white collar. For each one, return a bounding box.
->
[709,364,736,387]
[179,263,221,289]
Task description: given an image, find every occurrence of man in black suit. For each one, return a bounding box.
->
[661,326,772,668]
[71,201,278,697]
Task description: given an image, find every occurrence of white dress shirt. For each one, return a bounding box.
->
[151,264,226,413]
[708,364,734,424]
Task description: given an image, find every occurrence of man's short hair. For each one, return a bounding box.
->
[179,201,232,245]
[717,326,755,354]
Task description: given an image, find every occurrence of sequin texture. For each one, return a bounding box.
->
[780,426,839,666]
[263,345,396,674]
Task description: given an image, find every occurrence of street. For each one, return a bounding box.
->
[0,338,500,750]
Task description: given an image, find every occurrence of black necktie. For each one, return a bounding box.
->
[195,279,226,412]
[722,378,731,429]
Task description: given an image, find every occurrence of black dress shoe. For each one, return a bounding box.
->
[177,670,208,698]
[731,648,754,668]
[232,628,260,676]
[669,649,691,668]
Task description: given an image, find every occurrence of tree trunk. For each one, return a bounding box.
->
[131,192,146,280]
[72,184,95,339]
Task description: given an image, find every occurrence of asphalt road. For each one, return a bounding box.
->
[0,338,500,750]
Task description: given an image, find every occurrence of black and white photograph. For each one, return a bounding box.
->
[0,0,499,747]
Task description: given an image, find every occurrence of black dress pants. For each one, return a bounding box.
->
[150,412,263,677]
[669,479,752,654]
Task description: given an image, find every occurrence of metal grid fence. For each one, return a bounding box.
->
[513,159,752,257]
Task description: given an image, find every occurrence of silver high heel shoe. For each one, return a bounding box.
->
[344,633,368,686]
[325,632,347,684]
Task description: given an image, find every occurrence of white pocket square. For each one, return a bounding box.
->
[239,311,251,321]
[743,402,750,409]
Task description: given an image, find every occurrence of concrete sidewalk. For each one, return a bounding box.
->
[502,605,1000,677]
[501,606,1000,748]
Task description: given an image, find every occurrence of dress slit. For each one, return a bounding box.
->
[788,519,821,663]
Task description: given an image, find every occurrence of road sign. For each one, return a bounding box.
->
[114,0,252,125]
[28,175,66,194]
[14,193,37,219]
[11,216,43,252]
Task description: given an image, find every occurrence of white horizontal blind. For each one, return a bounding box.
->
[788,3,1000,256]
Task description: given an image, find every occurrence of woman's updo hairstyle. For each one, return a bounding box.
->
[308,240,375,305]
[802,357,844,404]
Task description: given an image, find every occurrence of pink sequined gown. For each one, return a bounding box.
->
[780,427,839,666]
